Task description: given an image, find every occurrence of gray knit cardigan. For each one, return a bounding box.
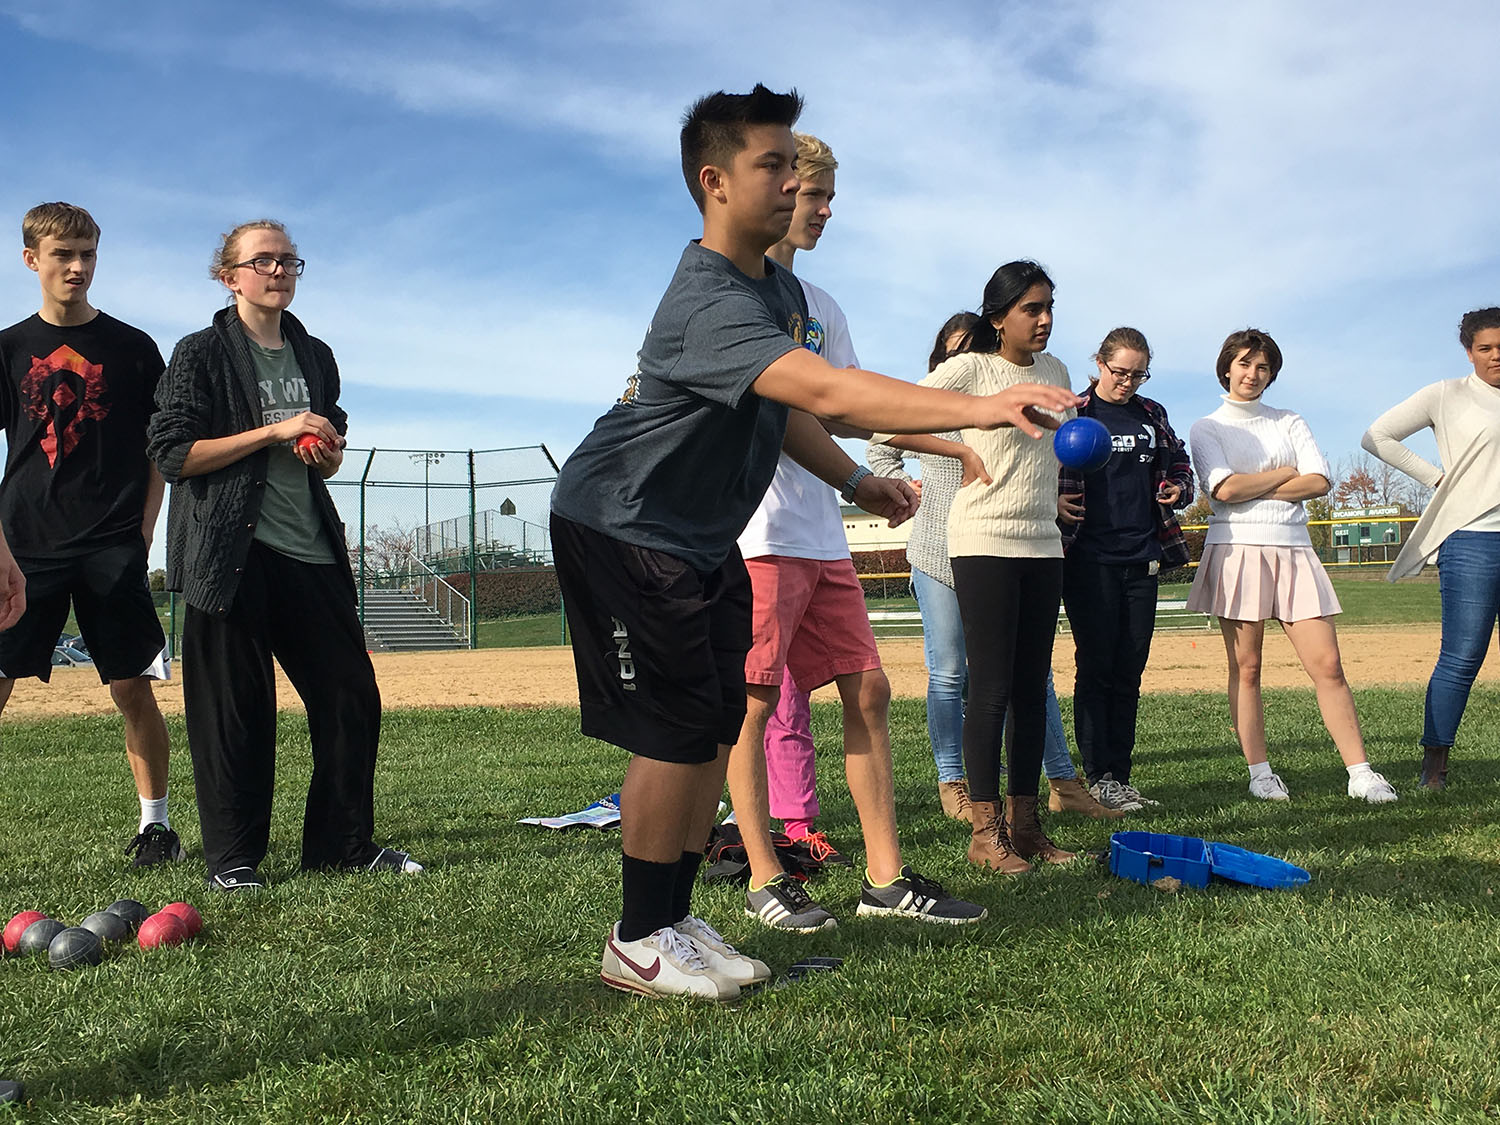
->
[146,306,353,615]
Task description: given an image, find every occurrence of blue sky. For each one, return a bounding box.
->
[2,0,1496,561]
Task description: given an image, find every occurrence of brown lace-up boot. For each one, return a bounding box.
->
[1006,795,1076,864]
[1046,776,1125,819]
[967,800,1031,874]
[939,780,972,822]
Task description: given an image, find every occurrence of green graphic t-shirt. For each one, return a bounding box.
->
[247,338,337,564]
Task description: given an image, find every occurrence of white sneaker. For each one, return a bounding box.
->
[1090,775,1144,812]
[1348,769,1399,804]
[1248,772,1291,801]
[675,915,771,986]
[600,923,739,1001]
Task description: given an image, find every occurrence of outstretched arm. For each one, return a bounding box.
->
[753,347,1080,439]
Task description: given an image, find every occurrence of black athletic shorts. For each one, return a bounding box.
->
[0,539,165,684]
[550,512,751,765]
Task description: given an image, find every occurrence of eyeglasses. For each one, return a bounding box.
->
[1105,365,1150,384]
[231,256,306,277]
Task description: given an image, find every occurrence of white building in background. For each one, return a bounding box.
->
[840,504,914,555]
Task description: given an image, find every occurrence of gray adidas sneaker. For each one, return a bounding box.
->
[744,874,837,933]
[855,865,986,925]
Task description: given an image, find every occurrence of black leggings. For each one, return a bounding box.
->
[951,555,1063,801]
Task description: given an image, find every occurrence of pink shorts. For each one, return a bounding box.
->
[1187,543,1342,623]
[743,556,881,689]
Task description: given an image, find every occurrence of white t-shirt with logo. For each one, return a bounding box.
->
[735,280,858,561]
[737,278,858,561]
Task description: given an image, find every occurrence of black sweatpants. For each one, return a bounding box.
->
[183,542,381,876]
[951,555,1063,801]
[1062,558,1158,784]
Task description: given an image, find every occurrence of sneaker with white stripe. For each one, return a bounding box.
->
[744,874,837,932]
[855,865,986,925]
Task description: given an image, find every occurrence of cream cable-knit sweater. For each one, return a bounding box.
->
[1188,395,1331,547]
[1362,373,1500,578]
[875,351,1073,559]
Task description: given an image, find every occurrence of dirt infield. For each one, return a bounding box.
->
[8,624,1491,717]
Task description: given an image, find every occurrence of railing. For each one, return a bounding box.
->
[369,554,472,648]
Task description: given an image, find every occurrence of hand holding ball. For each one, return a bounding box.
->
[295,433,327,457]
[1053,417,1113,473]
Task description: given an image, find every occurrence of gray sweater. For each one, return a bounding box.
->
[147,307,352,615]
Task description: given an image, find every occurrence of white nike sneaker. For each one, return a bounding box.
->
[1348,769,1399,804]
[1249,772,1291,801]
[600,923,739,1000]
[675,915,771,986]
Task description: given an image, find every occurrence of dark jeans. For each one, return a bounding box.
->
[1062,557,1158,784]
[1425,530,1500,748]
[183,542,382,876]
[951,556,1063,801]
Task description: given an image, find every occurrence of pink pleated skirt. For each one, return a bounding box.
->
[1186,543,1342,622]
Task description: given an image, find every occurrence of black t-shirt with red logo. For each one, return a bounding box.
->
[0,311,164,558]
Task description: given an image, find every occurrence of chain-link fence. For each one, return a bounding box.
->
[160,445,562,654]
[323,445,560,648]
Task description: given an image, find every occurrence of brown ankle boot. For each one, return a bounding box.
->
[1047,776,1125,819]
[939,780,973,822]
[1419,745,1450,790]
[967,800,1031,874]
[1006,795,1076,864]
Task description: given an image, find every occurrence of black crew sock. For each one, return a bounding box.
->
[619,853,678,942]
[671,851,704,925]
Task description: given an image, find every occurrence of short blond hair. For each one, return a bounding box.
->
[22,202,100,249]
[793,133,837,182]
[210,219,295,282]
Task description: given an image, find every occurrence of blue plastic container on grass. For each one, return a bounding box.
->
[1109,831,1212,888]
[1110,831,1309,890]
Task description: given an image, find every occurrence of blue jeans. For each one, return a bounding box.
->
[912,567,966,782]
[1424,530,1500,748]
[912,567,1078,784]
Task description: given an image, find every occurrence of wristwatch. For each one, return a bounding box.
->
[840,465,873,502]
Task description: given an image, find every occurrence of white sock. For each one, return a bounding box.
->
[1346,762,1374,780]
[723,810,737,825]
[139,794,169,832]
[1248,761,1274,781]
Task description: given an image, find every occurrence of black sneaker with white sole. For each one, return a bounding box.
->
[208,866,264,892]
[124,822,184,868]
[855,865,987,925]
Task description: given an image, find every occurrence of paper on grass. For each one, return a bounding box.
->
[519,793,621,830]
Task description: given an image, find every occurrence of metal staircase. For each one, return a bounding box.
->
[360,587,468,652]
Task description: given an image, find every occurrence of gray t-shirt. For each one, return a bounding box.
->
[246,338,338,565]
[551,242,807,572]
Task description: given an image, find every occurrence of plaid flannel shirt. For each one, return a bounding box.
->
[1057,388,1194,569]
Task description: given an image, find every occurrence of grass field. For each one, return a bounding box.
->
[3,686,1499,1122]
[472,575,1443,651]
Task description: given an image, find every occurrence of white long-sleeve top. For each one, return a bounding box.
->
[1188,395,1330,547]
[1361,373,1500,579]
[873,351,1073,559]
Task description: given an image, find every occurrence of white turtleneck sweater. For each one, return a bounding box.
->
[1188,395,1330,547]
[877,350,1073,559]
